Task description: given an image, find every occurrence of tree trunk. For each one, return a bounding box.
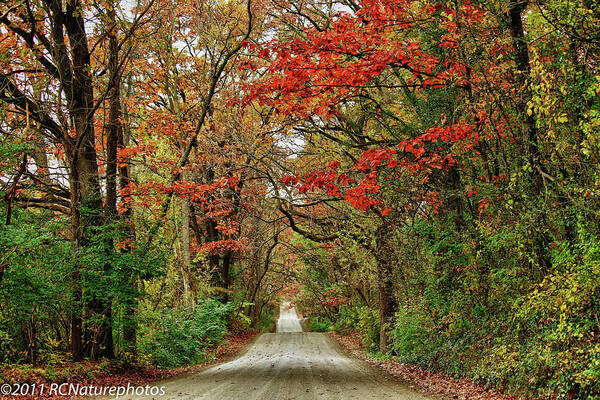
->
[249,235,277,324]
[0,0,112,360]
[507,0,552,275]
[69,165,83,360]
[375,224,398,354]
[221,252,233,302]
[181,192,193,306]
[121,77,138,358]
[90,4,121,360]
[66,0,112,360]
[507,0,543,189]
[105,21,120,218]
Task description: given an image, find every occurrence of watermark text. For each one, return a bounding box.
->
[1,382,166,398]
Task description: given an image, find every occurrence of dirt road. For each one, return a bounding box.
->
[108,303,432,399]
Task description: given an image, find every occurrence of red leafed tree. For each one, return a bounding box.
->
[117,0,283,303]
[244,0,526,351]
[245,0,492,214]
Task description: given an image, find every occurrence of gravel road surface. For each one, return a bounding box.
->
[105,302,432,399]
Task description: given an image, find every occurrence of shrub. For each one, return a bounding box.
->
[333,304,360,334]
[355,306,380,352]
[258,303,277,332]
[309,316,333,332]
[138,299,231,368]
[390,308,439,364]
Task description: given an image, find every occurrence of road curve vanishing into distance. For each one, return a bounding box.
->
[103,302,433,400]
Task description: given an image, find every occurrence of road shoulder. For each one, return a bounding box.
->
[329,331,527,400]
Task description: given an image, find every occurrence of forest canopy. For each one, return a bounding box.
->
[1,0,600,398]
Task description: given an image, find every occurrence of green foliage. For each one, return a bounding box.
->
[0,326,14,363]
[309,317,333,332]
[355,306,380,353]
[0,141,32,161]
[0,207,169,364]
[0,210,75,363]
[332,305,360,334]
[506,228,600,398]
[391,308,438,364]
[138,299,231,368]
[257,303,277,333]
[381,206,600,397]
[37,338,70,367]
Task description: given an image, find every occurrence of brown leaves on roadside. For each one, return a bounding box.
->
[330,332,552,400]
[0,332,258,400]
